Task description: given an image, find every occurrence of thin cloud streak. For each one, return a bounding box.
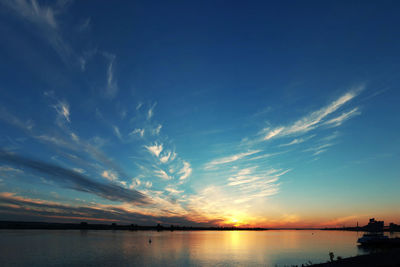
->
[104,53,118,98]
[205,150,261,169]
[278,135,315,147]
[154,169,171,180]
[1,0,73,63]
[324,107,361,127]
[147,103,157,120]
[0,151,150,205]
[264,86,363,140]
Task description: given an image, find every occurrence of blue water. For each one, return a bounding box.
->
[0,230,386,266]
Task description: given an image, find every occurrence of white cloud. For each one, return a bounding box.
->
[36,135,70,147]
[113,125,122,140]
[70,132,79,142]
[263,87,362,140]
[153,124,162,135]
[54,101,70,123]
[178,161,192,180]
[165,187,183,195]
[264,127,284,140]
[322,131,340,141]
[101,170,118,182]
[324,107,361,127]
[0,166,23,173]
[72,168,85,174]
[147,103,157,120]
[159,151,171,163]
[3,0,72,62]
[130,128,145,138]
[304,143,334,156]
[313,149,327,156]
[279,135,315,147]
[0,107,34,132]
[129,178,141,189]
[154,169,171,180]
[225,167,288,204]
[145,143,163,157]
[144,181,152,188]
[104,53,118,98]
[205,150,261,169]
[279,138,304,147]
[5,0,58,29]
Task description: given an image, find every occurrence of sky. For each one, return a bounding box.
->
[0,0,399,228]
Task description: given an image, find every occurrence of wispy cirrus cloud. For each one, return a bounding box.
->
[0,166,23,173]
[226,167,286,195]
[178,161,192,180]
[263,86,363,141]
[304,143,334,156]
[165,186,183,195]
[2,0,58,29]
[159,151,172,164]
[278,135,315,147]
[104,53,118,98]
[112,125,122,140]
[154,169,171,180]
[70,132,79,142]
[147,103,157,120]
[101,170,118,182]
[130,128,145,138]
[1,0,73,62]
[153,124,162,135]
[145,143,163,157]
[0,107,34,132]
[205,150,261,169]
[53,100,71,124]
[324,107,361,127]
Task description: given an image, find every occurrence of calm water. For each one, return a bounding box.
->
[1,230,397,266]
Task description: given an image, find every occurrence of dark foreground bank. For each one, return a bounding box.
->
[310,248,400,267]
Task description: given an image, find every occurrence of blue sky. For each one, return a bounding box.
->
[0,0,399,227]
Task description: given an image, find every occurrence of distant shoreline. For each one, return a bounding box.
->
[1,221,400,232]
[0,221,310,231]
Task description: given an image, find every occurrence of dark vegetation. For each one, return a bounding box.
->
[0,221,273,231]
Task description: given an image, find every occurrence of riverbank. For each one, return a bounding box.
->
[310,248,400,266]
[0,220,319,231]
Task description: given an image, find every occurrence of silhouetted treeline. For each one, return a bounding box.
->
[0,221,270,231]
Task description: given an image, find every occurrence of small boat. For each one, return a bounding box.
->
[358,233,400,246]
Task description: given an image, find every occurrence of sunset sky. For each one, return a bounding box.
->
[0,0,399,227]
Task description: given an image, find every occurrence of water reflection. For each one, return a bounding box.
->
[0,230,370,266]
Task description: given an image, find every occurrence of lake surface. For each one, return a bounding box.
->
[1,230,397,266]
